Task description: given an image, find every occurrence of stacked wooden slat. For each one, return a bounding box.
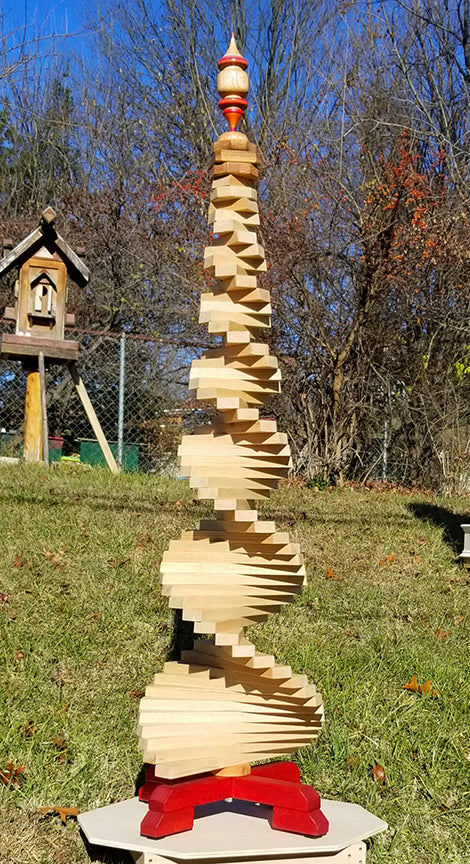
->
[138,109,324,778]
[138,640,324,778]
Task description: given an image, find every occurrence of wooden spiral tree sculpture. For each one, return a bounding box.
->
[138,35,327,840]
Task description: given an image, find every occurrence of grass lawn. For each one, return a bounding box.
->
[0,464,469,864]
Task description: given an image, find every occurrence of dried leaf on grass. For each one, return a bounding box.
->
[434,628,448,641]
[0,760,25,788]
[20,719,37,737]
[53,667,75,686]
[43,550,66,572]
[40,806,79,824]
[404,674,439,697]
[130,689,145,700]
[135,532,153,550]
[53,733,67,763]
[379,553,396,566]
[13,554,23,568]
[371,764,386,783]
[326,566,340,580]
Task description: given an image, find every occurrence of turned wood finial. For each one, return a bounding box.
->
[41,206,56,226]
[217,33,249,135]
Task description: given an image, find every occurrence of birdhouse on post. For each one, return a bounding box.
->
[0,206,87,362]
[0,208,118,472]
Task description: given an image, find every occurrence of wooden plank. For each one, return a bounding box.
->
[23,369,42,462]
[0,227,42,277]
[212,148,259,164]
[54,233,90,286]
[211,163,259,181]
[38,352,49,467]
[68,361,118,473]
[0,333,79,361]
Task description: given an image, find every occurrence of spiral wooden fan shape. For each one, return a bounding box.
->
[138,35,324,780]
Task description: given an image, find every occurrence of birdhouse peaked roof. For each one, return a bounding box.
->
[0,207,89,287]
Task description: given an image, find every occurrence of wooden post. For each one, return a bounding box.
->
[68,361,119,474]
[38,352,49,467]
[23,368,42,462]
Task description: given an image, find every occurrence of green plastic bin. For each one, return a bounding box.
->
[79,439,139,471]
[48,437,63,463]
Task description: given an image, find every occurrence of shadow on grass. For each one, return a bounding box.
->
[408,502,469,554]
[0,489,213,520]
[81,830,135,863]
[134,609,194,797]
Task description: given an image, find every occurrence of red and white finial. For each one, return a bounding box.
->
[217,33,249,133]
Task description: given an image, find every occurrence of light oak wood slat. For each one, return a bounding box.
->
[162,546,301,562]
[162,586,304,604]
[180,461,290,477]
[140,690,322,712]
[212,148,259,163]
[189,381,283,398]
[192,354,278,370]
[145,677,315,697]
[141,695,322,717]
[219,277,261,293]
[157,660,318,688]
[223,332,253,345]
[189,375,282,392]
[162,561,304,576]
[180,453,291,467]
[169,527,296,542]
[140,694,321,713]
[190,359,280,376]
[143,686,320,705]
[174,525,274,538]
[196,521,283,535]
[179,446,290,461]
[211,169,257,185]
[201,253,266,274]
[221,343,270,356]
[179,432,288,445]
[161,552,303,567]
[142,735,322,760]
[204,250,267,273]
[212,162,259,180]
[140,688,322,711]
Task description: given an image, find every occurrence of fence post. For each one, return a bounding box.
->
[382,418,389,482]
[118,332,126,470]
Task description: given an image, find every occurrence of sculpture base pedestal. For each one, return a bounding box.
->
[139,762,328,839]
[78,796,387,864]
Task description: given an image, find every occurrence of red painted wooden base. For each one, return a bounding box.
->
[139,762,329,840]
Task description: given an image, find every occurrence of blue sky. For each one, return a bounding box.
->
[2,0,98,69]
[5,0,86,36]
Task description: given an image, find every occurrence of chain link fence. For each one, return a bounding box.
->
[0,323,200,473]
[2,320,468,488]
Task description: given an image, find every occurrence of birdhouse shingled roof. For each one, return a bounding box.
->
[0,207,89,287]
